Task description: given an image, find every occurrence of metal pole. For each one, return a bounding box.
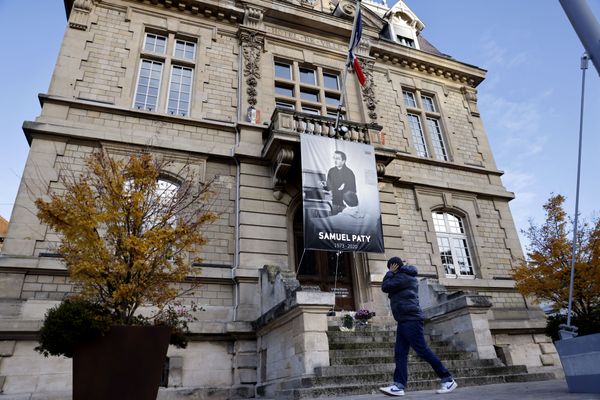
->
[566,53,589,329]
[334,0,362,133]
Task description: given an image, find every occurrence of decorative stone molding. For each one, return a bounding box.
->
[371,46,484,88]
[69,0,93,30]
[359,59,378,123]
[376,162,386,177]
[272,147,294,200]
[461,86,480,117]
[242,5,265,30]
[333,0,358,18]
[239,29,265,108]
[301,0,318,8]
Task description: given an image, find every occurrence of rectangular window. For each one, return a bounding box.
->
[408,114,428,157]
[135,32,197,116]
[421,95,436,112]
[274,60,341,116]
[404,90,449,161]
[174,39,196,61]
[427,118,448,161]
[323,73,339,90]
[275,62,292,80]
[134,59,163,111]
[403,91,417,108]
[167,66,193,116]
[144,33,167,54]
[299,68,316,85]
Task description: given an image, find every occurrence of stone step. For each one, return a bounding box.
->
[283,365,529,389]
[327,331,444,345]
[276,373,556,399]
[331,351,473,365]
[329,345,457,358]
[315,358,504,376]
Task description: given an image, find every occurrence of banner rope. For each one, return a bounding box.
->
[295,248,308,277]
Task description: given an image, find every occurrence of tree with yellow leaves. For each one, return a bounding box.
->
[513,194,600,337]
[35,150,217,325]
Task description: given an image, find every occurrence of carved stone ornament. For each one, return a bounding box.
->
[359,59,378,122]
[461,86,480,117]
[272,147,294,200]
[301,0,318,8]
[69,0,93,30]
[376,162,386,177]
[239,30,265,108]
[243,6,265,29]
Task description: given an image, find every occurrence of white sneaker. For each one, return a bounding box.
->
[379,384,405,396]
[436,379,457,394]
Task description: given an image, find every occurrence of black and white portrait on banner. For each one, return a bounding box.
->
[300,134,384,253]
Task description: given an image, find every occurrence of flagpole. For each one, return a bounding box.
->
[334,0,362,134]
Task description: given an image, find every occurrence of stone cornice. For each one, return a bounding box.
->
[370,40,487,88]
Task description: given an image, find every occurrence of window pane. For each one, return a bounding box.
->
[302,106,320,115]
[421,95,436,112]
[325,94,340,107]
[300,90,319,102]
[276,101,295,110]
[134,59,163,112]
[299,68,316,85]
[144,33,167,54]
[323,73,339,90]
[427,118,448,161]
[275,62,292,79]
[167,66,193,117]
[174,39,196,60]
[403,91,416,108]
[275,84,294,97]
[408,114,428,157]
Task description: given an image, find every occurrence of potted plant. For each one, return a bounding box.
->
[354,309,376,326]
[34,150,216,400]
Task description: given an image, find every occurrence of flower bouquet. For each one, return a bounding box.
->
[354,309,376,326]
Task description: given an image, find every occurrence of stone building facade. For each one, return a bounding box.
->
[0,0,558,396]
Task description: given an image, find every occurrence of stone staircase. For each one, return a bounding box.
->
[276,324,555,399]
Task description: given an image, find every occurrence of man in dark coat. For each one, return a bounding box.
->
[379,256,457,396]
[325,151,356,215]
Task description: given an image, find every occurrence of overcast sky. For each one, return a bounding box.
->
[1,1,599,253]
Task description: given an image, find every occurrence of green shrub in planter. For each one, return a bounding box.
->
[36,299,112,358]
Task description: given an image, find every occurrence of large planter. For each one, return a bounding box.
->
[555,332,600,394]
[73,325,171,400]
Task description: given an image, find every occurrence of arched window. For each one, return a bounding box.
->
[431,211,474,277]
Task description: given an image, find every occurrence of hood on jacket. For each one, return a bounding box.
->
[399,264,418,276]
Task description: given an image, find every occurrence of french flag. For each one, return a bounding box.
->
[348,6,366,86]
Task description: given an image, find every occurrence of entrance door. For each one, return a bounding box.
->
[293,209,355,311]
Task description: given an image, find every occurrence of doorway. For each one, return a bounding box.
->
[293,208,356,311]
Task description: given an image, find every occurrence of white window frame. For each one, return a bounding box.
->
[274,59,342,117]
[432,211,475,278]
[134,31,197,117]
[166,65,193,117]
[403,89,449,161]
[144,33,167,54]
[133,59,163,112]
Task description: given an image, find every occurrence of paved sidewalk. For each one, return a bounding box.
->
[1,379,598,399]
[328,379,599,400]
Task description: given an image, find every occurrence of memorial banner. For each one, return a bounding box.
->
[300,134,384,253]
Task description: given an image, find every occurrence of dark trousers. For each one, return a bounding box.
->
[393,319,452,388]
